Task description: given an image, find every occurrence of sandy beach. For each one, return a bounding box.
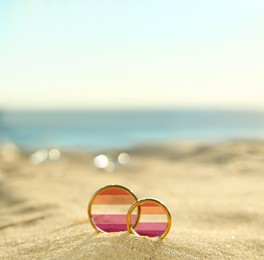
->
[0,140,264,259]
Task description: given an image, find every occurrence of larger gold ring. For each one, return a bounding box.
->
[126,198,172,239]
[88,184,140,233]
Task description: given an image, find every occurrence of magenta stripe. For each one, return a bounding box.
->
[95,224,166,235]
[135,222,167,231]
[92,214,137,224]
[96,224,128,232]
[135,230,165,237]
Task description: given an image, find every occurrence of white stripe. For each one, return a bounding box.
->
[91,206,168,222]
[138,214,168,223]
[91,204,136,214]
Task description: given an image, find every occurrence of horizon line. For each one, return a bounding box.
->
[1,106,264,113]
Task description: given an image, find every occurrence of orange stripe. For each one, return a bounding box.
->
[93,195,136,205]
[140,206,167,214]
[99,188,131,196]
[141,202,160,207]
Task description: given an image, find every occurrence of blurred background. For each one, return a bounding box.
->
[0,0,264,152]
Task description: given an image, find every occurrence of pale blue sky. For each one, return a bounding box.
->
[0,0,264,110]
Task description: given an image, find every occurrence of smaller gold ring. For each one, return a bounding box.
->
[126,198,172,239]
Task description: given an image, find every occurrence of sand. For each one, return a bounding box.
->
[0,140,264,259]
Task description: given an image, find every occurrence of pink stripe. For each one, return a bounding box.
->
[135,222,167,231]
[96,224,128,232]
[92,214,137,224]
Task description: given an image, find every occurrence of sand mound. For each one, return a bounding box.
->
[2,226,263,259]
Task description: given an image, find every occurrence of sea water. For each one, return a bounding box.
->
[0,110,264,151]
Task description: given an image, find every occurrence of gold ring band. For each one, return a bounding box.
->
[126,198,172,239]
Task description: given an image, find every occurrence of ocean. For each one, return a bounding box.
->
[0,109,264,151]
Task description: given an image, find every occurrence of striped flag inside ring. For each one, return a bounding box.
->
[131,201,169,237]
[91,186,138,232]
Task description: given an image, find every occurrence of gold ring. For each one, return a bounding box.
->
[88,184,140,233]
[126,198,172,239]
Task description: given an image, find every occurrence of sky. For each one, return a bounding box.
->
[0,0,264,110]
